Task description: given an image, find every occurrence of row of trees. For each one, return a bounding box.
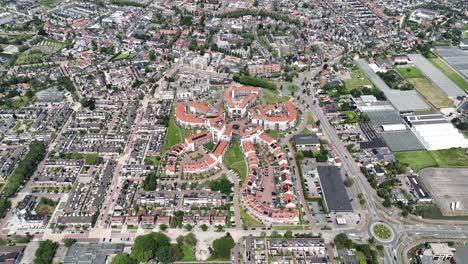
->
[3,141,45,197]
[233,75,278,91]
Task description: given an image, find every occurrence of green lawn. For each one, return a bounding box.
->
[428,57,468,91]
[181,245,196,261]
[240,205,263,228]
[38,0,58,7]
[395,148,468,172]
[287,85,299,93]
[356,251,367,264]
[203,142,215,151]
[110,52,131,61]
[343,68,372,90]
[160,110,194,154]
[223,138,247,180]
[373,224,391,240]
[261,92,289,104]
[397,67,424,79]
[15,52,47,65]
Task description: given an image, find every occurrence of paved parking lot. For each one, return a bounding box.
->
[420,168,468,215]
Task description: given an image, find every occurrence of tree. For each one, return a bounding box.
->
[85,153,101,165]
[315,120,321,127]
[208,175,233,195]
[284,230,293,238]
[63,238,76,247]
[130,233,172,263]
[131,234,156,262]
[149,50,156,61]
[143,172,157,191]
[184,233,197,247]
[344,177,354,187]
[159,224,168,231]
[170,244,183,262]
[184,224,193,231]
[34,240,58,264]
[334,233,353,249]
[200,224,208,231]
[111,253,135,264]
[211,233,235,259]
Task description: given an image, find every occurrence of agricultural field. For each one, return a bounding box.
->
[31,39,67,54]
[429,57,468,91]
[407,78,454,109]
[397,65,453,109]
[395,148,468,172]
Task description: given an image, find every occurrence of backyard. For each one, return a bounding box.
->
[395,148,468,172]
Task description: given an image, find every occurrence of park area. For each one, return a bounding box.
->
[395,148,468,172]
[343,68,372,90]
[397,66,453,109]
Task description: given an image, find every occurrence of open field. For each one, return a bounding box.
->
[343,68,372,90]
[397,67,424,79]
[395,148,468,172]
[407,78,454,109]
[428,57,468,91]
[420,168,468,216]
[222,138,247,181]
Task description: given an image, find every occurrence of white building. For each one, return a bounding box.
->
[405,114,468,150]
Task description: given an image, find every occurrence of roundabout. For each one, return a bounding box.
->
[370,222,395,243]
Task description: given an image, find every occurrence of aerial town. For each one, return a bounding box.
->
[0,0,467,263]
